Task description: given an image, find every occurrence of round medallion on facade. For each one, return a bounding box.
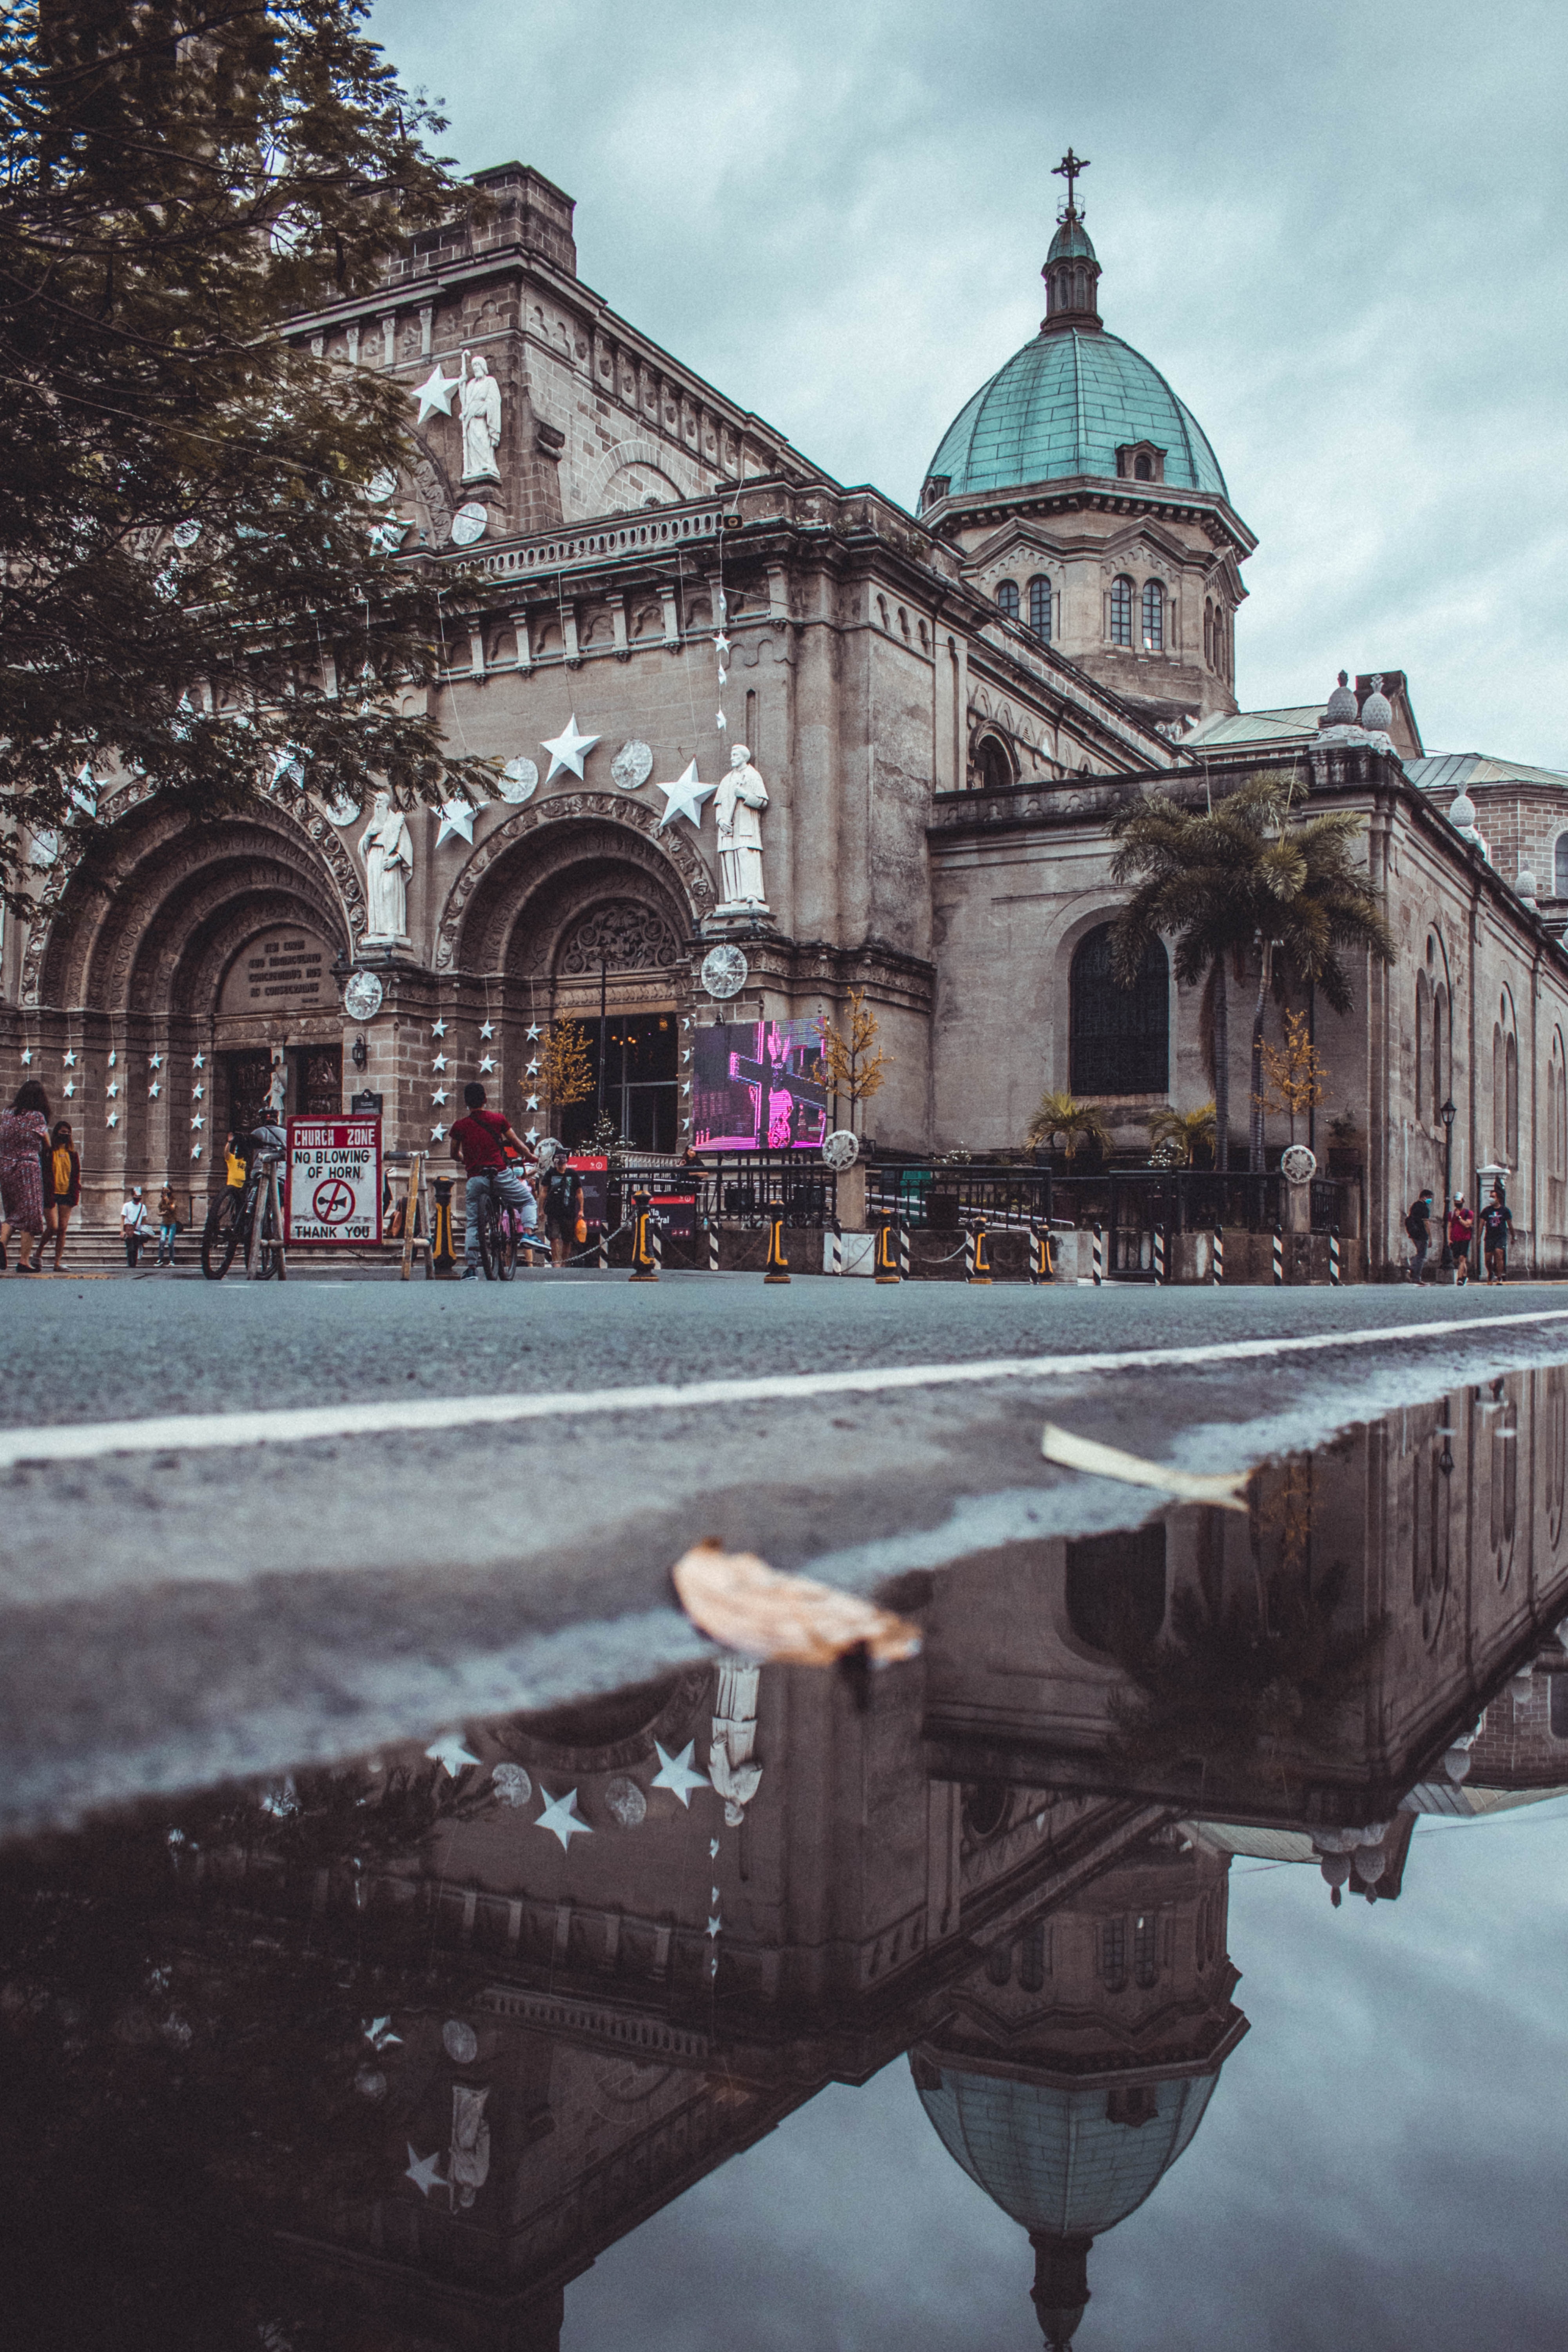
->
[491,1762,532,1808]
[442,2019,479,2065]
[701,944,749,999]
[498,756,539,804]
[1280,1144,1317,1185]
[610,739,654,792]
[343,970,385,1022]
[822,1129,860,1169]
[171,517,202,548]
[324,789,361,825]
[603,1775,648,1828]
[450,501,488,547]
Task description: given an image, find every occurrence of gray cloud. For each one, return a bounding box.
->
[369,0,1568,764]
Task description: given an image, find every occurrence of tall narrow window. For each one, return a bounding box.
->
[1204,601,1213,667]
[1070,924,1169,1094]
[1134,452,1152,481]
[1433,987,1448,1114]
[1028,575,1052,643]
[1494,1023,1506,1162]
[1557,835,1568,898]
[1415,973,1429,1122]
[1142,580,1164,652]
[1506,1031,1519,1164]
[1134,1912,1159,1988]
[996,578,1019,621]
[1110,575,1133,646]
[1102,1917,1127,1992]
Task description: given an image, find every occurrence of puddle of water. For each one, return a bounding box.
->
[4,1365,1568,2347]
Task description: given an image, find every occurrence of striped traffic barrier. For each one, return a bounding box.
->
[963,1223,976,1281]
[1329,1224,1341,1286]
[596,1222,609,1271]
[1091,1222,1104,1287]
[763,1205,790,1284]
[968,1214,993,1285]
[899,1221,911,1281]
[652,1211,664,1275]
[829,1217,844,1276]
[1212,1226,1224,1285]
[629,1190,658,1282]
[706,1215,721,1274]
[1029,1223,1047,1285]
[1272,1225,1284,1287]
[875,1218,901,1284]
[1152,1223,1165,1286]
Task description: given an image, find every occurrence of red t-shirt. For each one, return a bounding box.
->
[450,1109,510,1172]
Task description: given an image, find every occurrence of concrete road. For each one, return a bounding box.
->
[5,1272,1568,1836]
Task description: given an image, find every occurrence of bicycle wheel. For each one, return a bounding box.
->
[476,1189,497,1280]
[495,1209,517,1281]
[201,1189,243,1280]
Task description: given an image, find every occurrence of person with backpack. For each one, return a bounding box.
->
[1481,1182,1515,1284]
[47,1121,81,1273]
[540,1154,585,1267]
[1404,1189,1434,1282]
[121,1184,149,1268]
[0,1078,52,1275]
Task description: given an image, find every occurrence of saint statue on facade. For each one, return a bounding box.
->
[713,745,769,913]
[458,352,502,485]
[358,789,414,943]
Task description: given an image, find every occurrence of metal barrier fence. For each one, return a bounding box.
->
[866,1162,1054,1230]
[608,1152,839,1231]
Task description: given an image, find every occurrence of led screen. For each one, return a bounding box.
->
[692,1019,829,1150]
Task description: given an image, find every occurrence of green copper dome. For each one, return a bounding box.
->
[927,328,1229,502]
[1047,214,1097,263]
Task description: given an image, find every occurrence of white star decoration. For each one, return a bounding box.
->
[714,632,731,655]
[526,1023,542,1042]
[106,1081,118,1098]
[149,1082,160,1099]
[524,1126,540,1144]
[430,1123,446,1142]
[524,1058,540,1077]
[405,2146,445,2198]
[63,1081,75,1099]
[436,799,475,847]
[19,1049,31,1066]
[107,1111,118,1127]
[706,1915,722,1940]
[710,1838,721,1859]
[431,1089,449,1106]
[432,1053,448,1072]
[150,1054,163,1070]
[478,1019,494,1040]
[431,1019,448,1038]
[478,1055,495,1074]
[193,1085,203,1101]
[411,363,459,424]
[107,1052,116,1067]
[535,1786,592,1849]
[191,1114,204,1131]
[425,1730,479,1778]
[655,760,714,830]
[364,2016,402,2051]
[524,1093,539,1111]
[540,713,600,782]
[191,1145,201,1160]
[192,1053,205,1069]
[652,1740,708,1808]
[62,1051,76,1068]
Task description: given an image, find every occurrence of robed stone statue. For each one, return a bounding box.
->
[459,352,502,484]
[713,745,769,912]
[358,789,414,944]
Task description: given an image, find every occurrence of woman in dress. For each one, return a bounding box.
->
[47,1120,81,1272]
[0,1080,52,1275]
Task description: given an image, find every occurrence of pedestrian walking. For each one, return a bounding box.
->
[0,1079,52,1276]
[156,1182,181,1266]
[1448,1192,1474,1284]
[121,1184,149,1267]
[540,1154,585,1267]
[47,1121,81,1273]
[1481,1181,1515,1284]
[1404,1187,1434,1282]
[448,1083,534,1280]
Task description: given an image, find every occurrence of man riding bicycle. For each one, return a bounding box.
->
[450,1082,535,1279]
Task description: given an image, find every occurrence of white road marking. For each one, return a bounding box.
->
[2,1306,1568,1472]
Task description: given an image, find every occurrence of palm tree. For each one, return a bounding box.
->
[1025,1089,1112,1164]
[1147,1101,1217,1167]
[1110,769,1394,1172]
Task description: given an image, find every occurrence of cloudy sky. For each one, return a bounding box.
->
[368,0,1568,769]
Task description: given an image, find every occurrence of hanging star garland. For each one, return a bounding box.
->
[540,714,600,782]
[191,1114,204,1131]
[411,363,460,424]
[535,1786,592,1849]
[430,1123,446,1142]
[149,1054,163,1071]
[524,1126,540,1145]
[652,1739,708,1807]
[431,1019,448,1038]
[62,1051,76,1068]
[479,1019,495,1040]
[107,1111,119,1127]
[192,1053,205,1070]
[524,1093,539,1112]
[478,1055,495,1075]
[106,1080,118,1098]
[431,1088,449,1106]
[192,1085,204,1101]
[706,1914,721,1940]
[19,1049,32,1066]
[364,2016,403,2051]
[62,1080,75,1099]
[526,1022,542,1042]
[148,1082,160,1099]
[191,1144,202,1160]
[655,761,714,830]
[432,1053,448,1072]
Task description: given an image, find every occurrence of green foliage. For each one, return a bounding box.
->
[0,1,499,906]
[1025,1088,1111,1162]
[1146,1100,1217,1167]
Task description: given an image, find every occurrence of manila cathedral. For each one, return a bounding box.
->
[7,152,1568,1276]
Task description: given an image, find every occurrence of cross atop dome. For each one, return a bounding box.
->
[1052,146,1090,219]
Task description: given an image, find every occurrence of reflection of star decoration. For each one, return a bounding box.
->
[405,2146,445,2198]
[150,1054,163,1070]
[535,1786,592,1849]
[364,2016,402,2050]
[192,1053,205,1070]
[652,1739,708,1807]
[425,1730,479,1777]
[430,1123,446,1142]
[478,1055,495,1074]
[436,799,475,847]
[62,1051,76,1068]
[432,1053,448,1072]
[479,1019,494,1040]
[431,1019,448,1038]
[411,363,460,423]
[148,1082,160,1099]
[706,1915,721,1939]
[526,1022,542,1042]
[540,713,600,782]
[431,1088,449,1106]
[655,760,714,830]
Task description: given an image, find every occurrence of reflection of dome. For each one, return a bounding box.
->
[916,2064,1218,2239]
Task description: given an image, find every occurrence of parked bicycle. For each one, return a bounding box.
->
[201,1128,288,1281]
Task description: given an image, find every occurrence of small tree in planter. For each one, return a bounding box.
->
[1146,1101,1218,1168]
[1258,1010,1326,1146]
[1025,1090,1112,1165]
[813,989,890,1133]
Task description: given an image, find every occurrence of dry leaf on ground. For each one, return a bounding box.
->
[1041,1422,1250,1512]
[672,1540,923,1667]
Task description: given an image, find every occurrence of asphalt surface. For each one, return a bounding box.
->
[6,1272,1568,1837]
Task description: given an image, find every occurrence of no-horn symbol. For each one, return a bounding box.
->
[312,1176,357,1224]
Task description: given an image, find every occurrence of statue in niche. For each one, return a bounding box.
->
[458,350,502,484]
[358,788,414,943]
[713,744,769,913]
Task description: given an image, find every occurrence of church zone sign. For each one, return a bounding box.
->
[285,1118,382,1245]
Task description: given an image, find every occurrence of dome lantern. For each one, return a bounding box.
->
[1042,148,1101,334]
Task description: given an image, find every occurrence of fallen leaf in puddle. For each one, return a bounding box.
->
[672,1540,923,1666]
[1041,1422,1249,1512]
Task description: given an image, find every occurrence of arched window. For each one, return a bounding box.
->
[1070,922,1169,1094]
[975,734,1013,792]
[1134,452,1152,481]
[1109,575,1133,647]
[995,578,1019,621]
[1506,1031,1519,1164]
[1432,985,1448,1116]
[1556,833,1568,898]
[1142,579,1164,652]
[1065,1523,1167,1652]
[1415,971,1430,1122]
[1494,1023,1506,1162]
[1204,601,1213,668]
[1027,575,1052,643]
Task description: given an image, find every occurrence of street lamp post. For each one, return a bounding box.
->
[1439,1098,1457,1269]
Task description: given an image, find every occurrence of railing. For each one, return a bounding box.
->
[606,1151,839,1231]
[866,1162,1054,1230]
[476,505,725,580]
[1048,1168,1355,1241]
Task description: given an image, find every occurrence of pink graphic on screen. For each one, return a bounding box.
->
[692,1019,829,1150]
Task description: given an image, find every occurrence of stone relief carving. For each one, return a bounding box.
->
[557,899,682,975]
[436,791,715,973]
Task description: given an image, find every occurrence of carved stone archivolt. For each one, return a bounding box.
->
[556,898,682,975]
[437,791,714,974]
